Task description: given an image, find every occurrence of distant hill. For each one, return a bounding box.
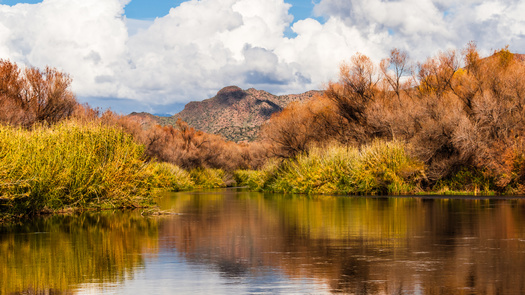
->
[128,52,525,142]
[152,86,321,142]
[127,111,162,129]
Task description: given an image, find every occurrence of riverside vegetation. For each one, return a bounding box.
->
[234,141,425,195]
[0,60,229,219]
[248,43,525,196]
[1,43,525,219]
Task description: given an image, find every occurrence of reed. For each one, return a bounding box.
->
[189,168,227,189]
[266,144,356,194]
[429,168,496,195]
[240,140,425,195]
[145,162,194,192]
[234,169,267,190]
[343,140,425,194]
[0,121,155,215]
[234,159,282,190]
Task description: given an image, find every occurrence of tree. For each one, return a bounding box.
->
[24,66,77,124]
[380,48,412,100]
[0,60,77,126]
[324,53,380,144]
[417,50,460,97]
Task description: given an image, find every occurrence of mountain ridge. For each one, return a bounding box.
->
[129,86,322,142]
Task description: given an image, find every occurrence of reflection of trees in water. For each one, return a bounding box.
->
[160,193,525,294]
[0,211,159,294]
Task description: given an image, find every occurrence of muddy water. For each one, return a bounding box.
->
[2,189,525,294]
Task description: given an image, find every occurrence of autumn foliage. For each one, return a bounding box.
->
[0,59,265,173]
[262,44,525,193]
[0,60,77,126]
[138,119,268,171]
[0,59,267,215]
[3,43,525,197]
[72,105,268,172]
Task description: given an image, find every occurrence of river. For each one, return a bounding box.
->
[2,189,525,294]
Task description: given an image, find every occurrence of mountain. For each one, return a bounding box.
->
[130,52,525,142]
[157,86,321,142]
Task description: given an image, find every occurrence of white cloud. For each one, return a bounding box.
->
[126,18,153,36]
[123,0,308,104]
[313,0,525,58]
[0,0,130,98]
[0,0,523,114]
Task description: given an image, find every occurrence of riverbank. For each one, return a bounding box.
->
[235,141,426,195]
[0,124,516,223]
[234,140,520,196]
[0,120,227,219]
[0,121,156,216]
[0,120,235,220]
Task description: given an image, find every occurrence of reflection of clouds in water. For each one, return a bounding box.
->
[151,193,525,294]
[108,253,330,295]
[4,193,525,294]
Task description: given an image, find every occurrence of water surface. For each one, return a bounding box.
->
[2,189,525,294]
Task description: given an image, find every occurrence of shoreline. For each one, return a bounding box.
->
[3,188,525,224]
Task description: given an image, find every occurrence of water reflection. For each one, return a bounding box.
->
[0,211,159,294]
[158,191,525,294]
[2,191,525,294]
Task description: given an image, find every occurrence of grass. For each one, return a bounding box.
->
[189,168,227,189]
[145,162,194,192]
[236,140,426,195]
[424,168,497,196]
[5,117,506,220]
[0,121,156,215]
[0,119,242,219]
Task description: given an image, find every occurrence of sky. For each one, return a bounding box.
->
[0,0,524,114]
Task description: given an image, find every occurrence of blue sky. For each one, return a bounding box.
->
[123,0,322,39]
[125,0,319,23]
[1,0,319,23]
[0,0,523,114]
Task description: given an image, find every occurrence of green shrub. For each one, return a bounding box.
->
[189,168,226,189]
[0,121,155,215]
[265,144,355,194]
[247,140,425,195]
[234,159,281,191]
[145,162,194,192]
[234,170,268,191]
[431,168,495,195]
[349,140,426,195]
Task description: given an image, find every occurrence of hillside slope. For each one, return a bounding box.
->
[158,86,321,141]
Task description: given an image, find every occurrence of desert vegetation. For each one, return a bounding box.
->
[2,42,525,219]
[235,140,425,195]
[0,60,248,218]
[257,43,525,195]
[0,62,77,127]
[0,121,156,215]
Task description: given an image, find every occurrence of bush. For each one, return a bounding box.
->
[0,60,77,127]
[145,162,194,192]
[349,140,426,195]
[234,159,281,191]
[0,120,154,215]
[189,168,227,189]
[264,144,354,194]
[248,141,425,195]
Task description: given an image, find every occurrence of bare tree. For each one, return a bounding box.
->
[380,48,412,100]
